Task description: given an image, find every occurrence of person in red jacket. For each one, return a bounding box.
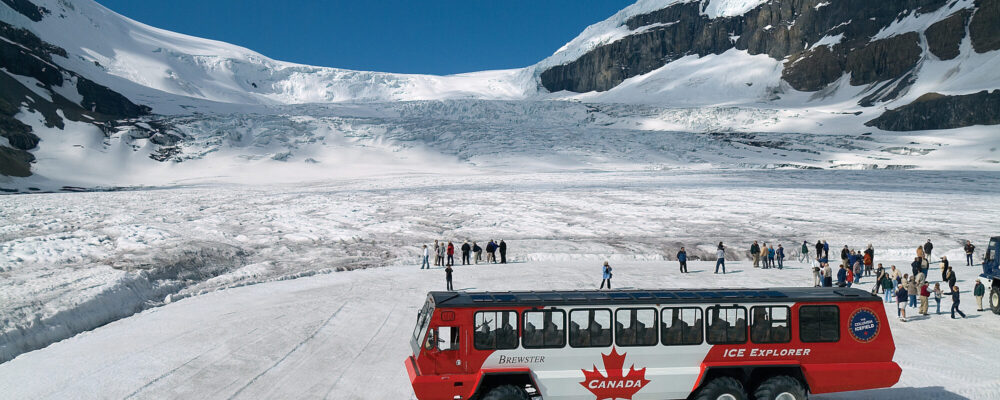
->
[447,242,455,266]
[918,282,930,315]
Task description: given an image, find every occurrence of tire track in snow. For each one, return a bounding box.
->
[323,279,398,399]
[226,302,348,400]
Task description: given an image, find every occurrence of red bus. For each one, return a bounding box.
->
[405,288,900,400]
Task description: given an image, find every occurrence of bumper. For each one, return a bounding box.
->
[803,361,902,394]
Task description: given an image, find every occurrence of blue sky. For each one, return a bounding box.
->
[97,0,635,75]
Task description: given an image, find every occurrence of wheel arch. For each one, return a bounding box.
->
[470,369,537,400]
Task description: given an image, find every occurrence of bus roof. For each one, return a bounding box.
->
[428,287,879,308]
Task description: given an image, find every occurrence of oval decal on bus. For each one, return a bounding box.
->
[849,308,880,343]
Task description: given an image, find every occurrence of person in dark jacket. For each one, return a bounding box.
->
[776,244,785,269]
[946,267,957,290]
[751,241,761,268]
[974,279,986,311]
[837,265,848,287]
[461,241,471,265]
[944,285,966,319]
[896,284,909,321]
[924,239,934,260]
[600,261,612,289]
[486,240,497,263]
[880,272,894,303]
[823,241,830,260]
[499,240,507,264]
[840,246,850,267]
[472,242,482,264]
[965,241,976,266]
[445,265,454,291]
[800,241,810,263]
[815,241,824,262]
[677,247,688,273]
[910,257,922,278]
[767,245,776,269]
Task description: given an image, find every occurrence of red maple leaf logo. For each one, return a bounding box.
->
[580,347,650,400]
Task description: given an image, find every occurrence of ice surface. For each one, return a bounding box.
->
[3,170,1000,364]
[0,258,997,399]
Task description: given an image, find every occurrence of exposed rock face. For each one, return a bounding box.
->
[970,0,1000,52]
[1,0,49,22]
[542,0,950,97]
[0,20,151,177]
[845,33,922,86]
[865,91,1000,131]
[926,10,971,60]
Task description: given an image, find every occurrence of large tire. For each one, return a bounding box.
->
[753,375,807,400]
[481,384,529,400]
[695,376,748,400]
[990,286,1000,315]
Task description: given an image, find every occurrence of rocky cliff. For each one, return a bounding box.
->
[540,0,999,130]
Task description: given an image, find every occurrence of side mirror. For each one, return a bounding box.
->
[437,326,452,351]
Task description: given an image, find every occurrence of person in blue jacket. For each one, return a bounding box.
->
[600,261,612,289]
[677,247,688,273]
[896,284,909,321]
[944,285,967,319]
[767,246,776,269]
[776,244,785,269]
[836,264,848,287]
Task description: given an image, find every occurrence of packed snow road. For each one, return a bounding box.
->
[0,260,996,400]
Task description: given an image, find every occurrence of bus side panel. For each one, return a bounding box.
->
[802,362,901,394]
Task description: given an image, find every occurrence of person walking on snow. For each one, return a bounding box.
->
[677,247,688,273]
[446,242,455,266]
[421,245,430,269]
[822,263,833,287]
[445,265,454,291]
[815,240,824,263]
[751,241,761,268]
[461,241,471,265]
[473,242,482,264]
[924,239,934,260]
[905,276,917,308]
[933,283,943,314]
[840,245,850,268]
[965,240,976,266]
[600,261,612,289]
[777,244,785,269]
[944,285,966,319]
[715,242,726,274]
[946,267,957,291]
[823,240,830,261]
[974,279,986,311]
[499,239,507,264]
[800,241,809,263]
[896,284,909,322]
[437,242,446,267]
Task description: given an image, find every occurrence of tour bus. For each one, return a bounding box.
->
[405,288,900,400]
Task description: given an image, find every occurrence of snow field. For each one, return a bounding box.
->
[3,170,1000,365]
[0,259,996,399]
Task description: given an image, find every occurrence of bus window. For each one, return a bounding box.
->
[474,311,518,350]
[706,306,747,345]
[661,307,703,345]
[615,308,658,347]
[751,306,790,344]
[523,310,566,349]
[800,305,839,342]
[569,309,612,348]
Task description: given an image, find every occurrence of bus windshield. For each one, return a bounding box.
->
[411,298,434,352]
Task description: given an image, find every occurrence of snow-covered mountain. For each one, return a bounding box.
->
[2,0,1000,191]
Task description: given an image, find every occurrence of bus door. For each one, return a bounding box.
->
[425,324,466,375]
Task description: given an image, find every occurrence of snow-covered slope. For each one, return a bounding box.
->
[0,0,537,107]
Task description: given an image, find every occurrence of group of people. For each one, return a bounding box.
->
[749,241,786,269]
[422,239,509,291]
[811,242,876,288]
